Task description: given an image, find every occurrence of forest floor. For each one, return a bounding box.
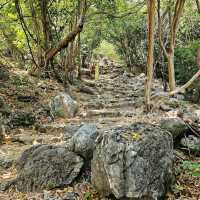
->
[0,60,200,200]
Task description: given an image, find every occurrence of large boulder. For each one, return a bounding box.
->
[50,93,78,118]
[15,144,83,192]
[160,117,188,140]
[66,123,98,160]
[91,123,174,200]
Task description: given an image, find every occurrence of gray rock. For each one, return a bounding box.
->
[50,93,78,118]
[180,135,200,152]
[0,154,13,169]
[66,124,98,160]
[63,192,78,200]
[15,144,83,192]
[63,124,81,141]
[160,118,187,139]
[43,192,78,200]
[91,123,174,200]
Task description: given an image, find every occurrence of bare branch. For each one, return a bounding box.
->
[157,0,168,58]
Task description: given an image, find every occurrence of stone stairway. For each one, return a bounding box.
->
[76,64,146,127]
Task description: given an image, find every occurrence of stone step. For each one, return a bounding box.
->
[81,109,136,118]
[83,100,136,110]
[105,101,136,109]
[85,109,122,118]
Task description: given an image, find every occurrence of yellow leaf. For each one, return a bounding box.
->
[131,132,142,141]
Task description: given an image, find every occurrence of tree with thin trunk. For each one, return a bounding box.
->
[157,0,185,91]
[145,0,156,111]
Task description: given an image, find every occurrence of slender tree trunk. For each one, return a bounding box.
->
[196,0,200,13]
[157,0,185,91]
[145,0,156,111]
[167,49,176,91]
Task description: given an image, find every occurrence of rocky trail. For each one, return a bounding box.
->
[0,61,200,200]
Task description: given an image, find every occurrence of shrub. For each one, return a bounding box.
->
[175,40,200,84]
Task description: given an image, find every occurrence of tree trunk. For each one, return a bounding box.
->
[40,0,52,50]
[196,0,200,13]
[167,50,176,91]
[157,0,185,92]
[145,0,156,111]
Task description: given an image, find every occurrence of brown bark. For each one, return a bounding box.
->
[167,48,176,91]
[145,0,156,111]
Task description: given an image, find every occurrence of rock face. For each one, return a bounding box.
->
[69,123,98,159]
[50,93,78,118]
[15,144,83,192]
[91,123,174,200]
[160,118,187,140]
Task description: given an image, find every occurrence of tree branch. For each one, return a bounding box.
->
[157,0,168,58]
[45,12,86,64]
[170,69,200,95]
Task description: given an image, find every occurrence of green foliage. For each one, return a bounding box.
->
[175,40,200,84]
[54,107,66,118]
[181,160,200,177]
[104,4,147,69]
[84,191,92,200]
[94,40,121,62]
[46,181,56,190]
[10,75,29,86]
